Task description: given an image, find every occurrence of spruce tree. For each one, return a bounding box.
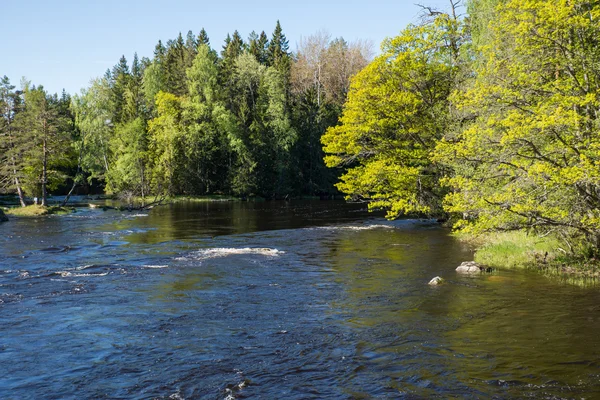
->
[267,21,290,72]
[110,55,131,124]
[257,31,269,65]
[220,31,245,105]
[198,28,210,47]
[164,33,188,96]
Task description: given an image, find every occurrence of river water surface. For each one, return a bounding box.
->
[1,200,600,399]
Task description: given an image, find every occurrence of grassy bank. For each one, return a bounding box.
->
[457,230,600,281]
[5,205,74,217]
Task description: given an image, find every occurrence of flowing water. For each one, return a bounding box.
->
[1,200,600,399]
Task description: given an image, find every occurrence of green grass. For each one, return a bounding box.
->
[456,230,600,283]
[6,205,74,217]
[463,231,563,269]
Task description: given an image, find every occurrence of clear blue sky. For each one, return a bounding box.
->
[2,0,453,95]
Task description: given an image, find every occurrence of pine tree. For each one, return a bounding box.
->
[0,76,26,206]
[14,85,71,206]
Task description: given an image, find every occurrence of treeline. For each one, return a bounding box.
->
[0,22,371,205]
[323,0,600,257]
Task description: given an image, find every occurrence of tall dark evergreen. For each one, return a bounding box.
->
[197,28,210,46]
[110,55,131,124]
[220,30,245,105]
[267,21,291,74]
[248,31,269,64]
[164,33,188,96]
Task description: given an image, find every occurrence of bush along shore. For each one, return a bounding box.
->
[457,231,600,282]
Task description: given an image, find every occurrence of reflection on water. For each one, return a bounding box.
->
[1,200,599,398]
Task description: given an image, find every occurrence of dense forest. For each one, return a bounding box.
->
[0,22,371,205]
[3,0,600,258]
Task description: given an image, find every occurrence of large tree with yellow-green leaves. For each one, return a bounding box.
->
[436,0,600,253]
[322,6,465,218]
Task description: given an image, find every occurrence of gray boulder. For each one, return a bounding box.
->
[428,276,445,285]
[0,208,7,222]
[456,261,491,274]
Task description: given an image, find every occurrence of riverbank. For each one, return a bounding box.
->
[457,230,600,280]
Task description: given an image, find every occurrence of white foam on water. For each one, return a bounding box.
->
[129,214,148,217]
[318,224,396,231]
[188,247,284,260]
[143,265,169,269]
[57,271,109,278]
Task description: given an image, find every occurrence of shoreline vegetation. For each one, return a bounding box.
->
[457,230,600,283]
[4,204,73,217]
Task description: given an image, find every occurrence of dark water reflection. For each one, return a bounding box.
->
[1,200,599,399]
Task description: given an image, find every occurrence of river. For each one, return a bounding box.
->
[1,200,599,399]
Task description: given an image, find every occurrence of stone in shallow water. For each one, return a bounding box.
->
[428,276,445,285]
[0,209,8,222]
[456,261,491,274]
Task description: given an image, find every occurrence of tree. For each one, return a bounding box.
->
[14,85,72,206]
[220,31,245,97]
[106,117,149,203]
[436,0,600,254]
[0,76,26,206]
[70,77,114,187]
[181,44,235,193]
[198,28,210,47]
[322,9,464,218]
[110,55,131,124]
[147,91,183,195]
[267,20,291,75]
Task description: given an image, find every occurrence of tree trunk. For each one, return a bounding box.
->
[7,127,26,207]
[15,176,26,207]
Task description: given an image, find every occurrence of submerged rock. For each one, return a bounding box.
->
[0,208,7,222]
[428,276,445,285]
[456,261,492,274]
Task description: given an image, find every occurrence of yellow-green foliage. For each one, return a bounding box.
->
[147,91,183,194]
[5,205,72,217]
[321,13,463,219]
[435,0,600,250]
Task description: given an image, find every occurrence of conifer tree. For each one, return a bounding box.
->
[267,21,291,75]
[0,76,26,206]
[14,85,71,206]
[197,28,210,47]
[110,55,131,124]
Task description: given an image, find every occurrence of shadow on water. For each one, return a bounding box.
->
[1,200,600,398]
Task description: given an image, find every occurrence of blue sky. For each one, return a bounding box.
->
[2,0,453,95]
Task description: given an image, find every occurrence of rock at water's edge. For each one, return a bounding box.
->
[428,276,445,285]
[0,209,8,222]
[456,261,491,274]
